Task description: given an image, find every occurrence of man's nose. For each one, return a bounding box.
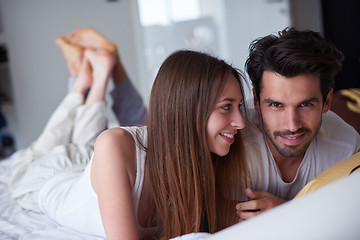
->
[285,109,302,132]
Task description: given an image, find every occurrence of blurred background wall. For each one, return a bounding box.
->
[0,0,357,151]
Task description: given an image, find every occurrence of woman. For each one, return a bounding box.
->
[92,50,248,239]
[10,49,248,240]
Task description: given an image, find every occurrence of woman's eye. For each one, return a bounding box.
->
[238,100,244,110]
[221,104,231,110]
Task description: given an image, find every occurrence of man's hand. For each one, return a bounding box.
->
[235,188,287,222]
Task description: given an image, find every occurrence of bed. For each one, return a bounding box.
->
[2,152,360,240]
[0,157,103,240]
[0,154,208,240]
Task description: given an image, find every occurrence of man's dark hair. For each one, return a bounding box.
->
[245,27,344,102]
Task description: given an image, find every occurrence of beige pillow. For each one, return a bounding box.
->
[295,151,360,199]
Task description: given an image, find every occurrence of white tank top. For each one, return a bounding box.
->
[38,126,148,238]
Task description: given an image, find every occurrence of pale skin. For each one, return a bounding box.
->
[236,71,332,221]
[81,49,116,104]
[62,27,128,85]
[91,128,144,240]
[206,75,246,157]
[55,37,84,77]
[90,75,245,240]
[70,47,116,104]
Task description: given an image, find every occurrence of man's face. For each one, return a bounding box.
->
[254,71,332,160]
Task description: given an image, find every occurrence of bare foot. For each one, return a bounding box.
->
[55,37,84,77]
[71,54,93,95]
[65,27,117,54]
[83,48,117,104]
[84,48,116,82]
[65,27,127,84]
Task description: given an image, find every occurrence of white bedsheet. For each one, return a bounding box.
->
[3,154,359,240]
[0,157,210,240]
[0,158,104,240]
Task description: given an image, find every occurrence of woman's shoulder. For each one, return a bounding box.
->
[100,126,146,140]
[94,128,135,157]
[91,127,141,191]
[97,126,142,143]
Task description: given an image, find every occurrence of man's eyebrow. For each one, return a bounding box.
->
[262,97,320,104]
[263,98,281,104]
[300,97,320,103]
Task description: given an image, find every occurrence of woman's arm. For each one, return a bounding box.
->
[91,128,139,240]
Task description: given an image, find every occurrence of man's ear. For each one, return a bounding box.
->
[253,88,260,112]
[322,89,333,114]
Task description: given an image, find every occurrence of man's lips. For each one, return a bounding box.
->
[274,128,311,146]
[279,133,306,145]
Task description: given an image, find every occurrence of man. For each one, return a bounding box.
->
[236,28,360,221]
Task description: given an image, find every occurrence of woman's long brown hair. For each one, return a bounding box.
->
[147,50,247,239]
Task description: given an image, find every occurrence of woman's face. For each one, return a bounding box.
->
[206,75,245,156]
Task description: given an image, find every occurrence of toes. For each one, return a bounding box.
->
[55,37,68,47]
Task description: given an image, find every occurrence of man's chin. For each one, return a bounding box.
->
[276,145,307,158]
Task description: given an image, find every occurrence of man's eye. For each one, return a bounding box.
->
[270,102,282,108]
[301,102,313,107]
